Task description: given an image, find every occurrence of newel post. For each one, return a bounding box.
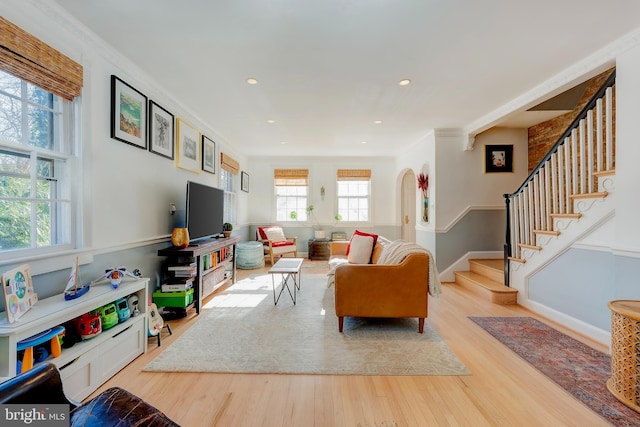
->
[503,194,511,288]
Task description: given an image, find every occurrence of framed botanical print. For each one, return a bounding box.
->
[202,135,216,174]
[485,145,513,173]
[176,118,201,173]
[148,100,174,159]
[241,171,249,192]
[110,75,147,149]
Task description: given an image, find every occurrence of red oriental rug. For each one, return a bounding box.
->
[469,316,640,427]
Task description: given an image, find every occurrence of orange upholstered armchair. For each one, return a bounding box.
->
[256,226,298,264]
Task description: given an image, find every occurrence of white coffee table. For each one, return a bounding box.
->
[268,258,303,305]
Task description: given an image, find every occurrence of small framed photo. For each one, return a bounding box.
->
[241,171,249,192]
[148,100,174,159]
[485,145,513,173]
[202,135,216,174]
[110,75,147,149]
[176,118,201,173]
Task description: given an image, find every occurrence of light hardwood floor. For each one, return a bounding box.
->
[91,261,613,426]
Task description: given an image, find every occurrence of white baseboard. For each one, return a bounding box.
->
[520,299,611,347]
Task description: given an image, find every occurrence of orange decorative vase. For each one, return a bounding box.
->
[171,228,189,248]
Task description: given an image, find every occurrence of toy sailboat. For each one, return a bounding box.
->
[64,257,90,301]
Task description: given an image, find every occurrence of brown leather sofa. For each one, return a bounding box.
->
[0,362,179,426]
[331,236,430,333]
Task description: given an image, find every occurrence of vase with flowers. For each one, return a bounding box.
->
[417,172,429,222]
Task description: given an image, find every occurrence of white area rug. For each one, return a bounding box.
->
[144,273,470,375]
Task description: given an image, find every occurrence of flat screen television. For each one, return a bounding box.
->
[186,181,224,243]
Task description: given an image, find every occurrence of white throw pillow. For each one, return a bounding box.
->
[347,234,374,264]
[265,227,287,242]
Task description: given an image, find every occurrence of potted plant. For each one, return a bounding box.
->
[222,222,233,238]
[306,205,326,239]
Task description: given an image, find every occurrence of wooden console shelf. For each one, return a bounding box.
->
[0,279,148,401]
[158,236,239,314]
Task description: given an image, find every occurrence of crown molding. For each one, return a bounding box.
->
[463,27,640,151]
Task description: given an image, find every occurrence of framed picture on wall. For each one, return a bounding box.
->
[241,171,249,192]
[176,118,201,173]
[148,100,174,159]
[202,135,216,174]
[485,144,513,173]
[110,75,147,149]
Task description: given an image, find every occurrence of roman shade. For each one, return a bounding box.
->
[274,169,309,186]
[337,169,371,181]
[0,17,83,101]
[220,153,239,174]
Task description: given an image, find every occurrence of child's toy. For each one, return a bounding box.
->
[15,325,64,373]
[126,294,140,317]
[90,266,140,289]
[92,303,118,330]
[115,297,131,323]
[75,313,102,340]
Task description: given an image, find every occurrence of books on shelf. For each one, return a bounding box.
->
[161,281,194,292]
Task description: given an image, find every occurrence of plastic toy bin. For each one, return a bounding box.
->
[152,288,194,308]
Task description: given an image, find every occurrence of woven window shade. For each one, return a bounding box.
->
[220,152,239,174]
[337,169,371,181]
[0,17,83,101]
[274,169,309,186]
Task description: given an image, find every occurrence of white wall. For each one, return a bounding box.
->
[3,2,249,263]
[247,156,397,228]
[614,43,640,255]
[434,128,528,230]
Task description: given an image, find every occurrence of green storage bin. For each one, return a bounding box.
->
[153,288,194,308]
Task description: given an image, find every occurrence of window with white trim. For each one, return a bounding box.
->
[336,169,371,222]
[0,71,76,256]
[220,152,238,225]
[220,168,236,225]
[274,169,309,222]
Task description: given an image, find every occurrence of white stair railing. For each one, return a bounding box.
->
[503,71,616,286]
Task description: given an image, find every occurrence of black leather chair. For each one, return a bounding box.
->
[0,362,180,426]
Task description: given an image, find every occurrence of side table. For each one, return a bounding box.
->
[607,299,640,413]
[308,239,330,260]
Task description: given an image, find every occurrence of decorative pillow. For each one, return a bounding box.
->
[347,234,375,264]
[264,227,287,242]
[346,230,379,256]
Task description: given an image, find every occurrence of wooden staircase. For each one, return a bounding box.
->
[453,259,518,305]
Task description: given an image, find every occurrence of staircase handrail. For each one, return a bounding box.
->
[506,69,616,199]
[503,70,616,287]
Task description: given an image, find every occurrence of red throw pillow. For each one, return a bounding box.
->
[346,230,379,256]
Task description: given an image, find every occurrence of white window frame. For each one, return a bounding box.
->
[336,179,371,223]
[220,168,236,225]
[275,184,308,222]
[0,74,79,262]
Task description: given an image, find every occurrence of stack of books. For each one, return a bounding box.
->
[162,260,196,292]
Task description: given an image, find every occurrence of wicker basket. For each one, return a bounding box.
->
[607,300,640,413]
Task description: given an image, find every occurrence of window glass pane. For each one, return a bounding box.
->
[36,201,52,246]
[1,150,30,175]
[27,83,53,108]
[28,104,54,149]
[0,93,23,143]
[0,70,21,97]
[0,200,30,250]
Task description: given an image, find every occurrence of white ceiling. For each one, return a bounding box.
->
[53,0,640,157]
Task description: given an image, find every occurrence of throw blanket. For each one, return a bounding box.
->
[326,240,442,297]
[376,240,441,297]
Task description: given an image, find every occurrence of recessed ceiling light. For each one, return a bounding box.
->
[246,78,258,85]
[267,120,275,124]
[280,141,288,145]
[361,141,368,144]
[373,120,383,124]
[398,79,411,86]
